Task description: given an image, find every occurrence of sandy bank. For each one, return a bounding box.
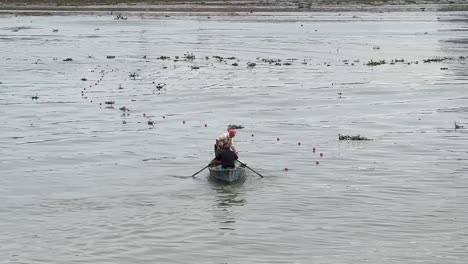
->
[1,0,468,14]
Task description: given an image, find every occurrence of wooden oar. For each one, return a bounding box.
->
[236,160,264,178]
[192,159,215,178]
[191,165,209,178]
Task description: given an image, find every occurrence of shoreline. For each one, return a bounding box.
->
[1,1,468,14]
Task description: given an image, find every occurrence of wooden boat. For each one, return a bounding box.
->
[208,166,246,182]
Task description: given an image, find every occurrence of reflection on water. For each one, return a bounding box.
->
[209,177,247,208]
[208,176,247,230]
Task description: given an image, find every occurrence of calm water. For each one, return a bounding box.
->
[1,11,467,264]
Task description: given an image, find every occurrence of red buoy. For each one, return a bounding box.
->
[284,167,288,171]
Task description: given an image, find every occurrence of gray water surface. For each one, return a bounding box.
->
[0,11,467,264]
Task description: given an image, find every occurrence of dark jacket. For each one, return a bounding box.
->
[215,149,238,168]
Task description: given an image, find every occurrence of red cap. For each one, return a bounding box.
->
[229,129,237,137]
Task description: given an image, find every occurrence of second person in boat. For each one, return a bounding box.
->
[213,145,239,169]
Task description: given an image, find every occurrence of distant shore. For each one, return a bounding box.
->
[1,0,468,14]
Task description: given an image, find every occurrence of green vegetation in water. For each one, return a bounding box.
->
[338,134,371,141]
[366,59,386,66]
[228,124,244,129]
[455,122,464,130]
[129,72,138,79]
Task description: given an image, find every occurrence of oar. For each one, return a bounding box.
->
[192,159,215,178]
[191,165,209,178]
[236,160,264,178]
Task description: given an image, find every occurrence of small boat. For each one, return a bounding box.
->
[208,166,246,182]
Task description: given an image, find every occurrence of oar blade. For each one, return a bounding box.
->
[236,160,264,178]
[192,159,216,178]
[192,165,209,178]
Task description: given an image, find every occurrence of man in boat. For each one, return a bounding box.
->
[212,145,239,169]
[214,129,238,157]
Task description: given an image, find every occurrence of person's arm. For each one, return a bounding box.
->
[216,133,226,148]
[212,153,222,166]
[231,141,238,155]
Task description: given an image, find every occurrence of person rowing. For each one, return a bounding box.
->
[212,145,239,169]
[214,129,238,157]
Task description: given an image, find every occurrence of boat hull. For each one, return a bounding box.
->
[208,166,246,182]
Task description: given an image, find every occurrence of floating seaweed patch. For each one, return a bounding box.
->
[423,57,452,63]
[129,72,138,80]
[106,55,115,59]
[105,101,115,105]
[81,78,87,81]
[184,52,195,60]
[63,58,73,61]
[155,83,166,90]
[366,60,385,66]
[158,56,170,60]
[455,122,464,130]
[115,13,127,20]
[262,58,281,64]
[338,134,371,141]
[247,62,256,67]
[212,55,224,62]
[228,124,244,129]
